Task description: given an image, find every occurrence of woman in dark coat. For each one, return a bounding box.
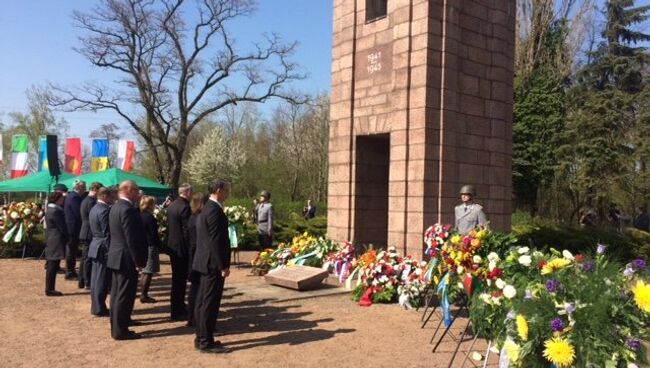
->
[139,195,162,303]
[44,191,69,296]
[187,192,207,327]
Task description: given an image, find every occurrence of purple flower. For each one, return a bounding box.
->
[631,259,646,270]
[582,260,595,272]
[623,267,635,278]
[626,337,641,351]
[524,289,533,300]
[597,244,607,254]
[550,317,565,332]
[564,303,575,315]
[506,310,515,320]
[546,279,561,293]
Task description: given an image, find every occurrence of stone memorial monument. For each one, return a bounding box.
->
[327,0,515,257]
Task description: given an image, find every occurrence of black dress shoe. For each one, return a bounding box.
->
[93,311,110,318]
[198,344,229,354]
[186,321,194,327]
[45,290,63,297]
[129,320,143,326]
[113,331,142,341]
[78,280,85,289]
[171,313,189,321]
[65,272,78,280]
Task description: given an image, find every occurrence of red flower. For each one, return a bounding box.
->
[491,290,503,298]
[574,254,584,263]
[488,267,502,279]
[538,260,547,269]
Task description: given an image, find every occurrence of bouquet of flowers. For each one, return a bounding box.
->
[1,202,44,244]
[352,246,405,306]
[224,205,251,228]
[153,206,168,244]
[323,241,356,283]
[469,245,650,368]
[251,248,276,275]
[250,233,337,275]
[397,256,429,309]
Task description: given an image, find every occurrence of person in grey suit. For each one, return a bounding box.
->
[108,181,148,340]
[454,185,488,235]
[255,190,273,248]
[78,181,103,289]
[44,191,68,296]
[88,187,115,317]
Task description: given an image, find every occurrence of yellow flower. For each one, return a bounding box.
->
[516,315,528,341]
[541,258,572,275]
[471,238,481,248]
[476,229,488,239]
[451,235,462,244]
[543,337,575,367]
[632,280,650,313]
[503,338,520,363]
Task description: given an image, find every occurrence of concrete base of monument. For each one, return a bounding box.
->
[264,265,332,291]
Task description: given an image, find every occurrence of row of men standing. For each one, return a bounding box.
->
[43,179,233,352]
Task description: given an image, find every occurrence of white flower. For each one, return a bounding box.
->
[628,364,639,368]
[487,252,500,262]
[23,209,31,215]
[10,211,18,220]
[503,285,517,299]
[479,293,491,303]
[532,251,543,258]
[562,250,574,261]
[457,282,464,289]
[518,255,532,267]
[486,279,492,287]
[457,265,465,274]
[495,278,506,289]
[517,246,529,254]
[153,209,160,215]
[488,260,497,272]
[472,255,482,264]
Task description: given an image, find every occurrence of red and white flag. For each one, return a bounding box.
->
[117,139,135,172]
[10,135,29,178]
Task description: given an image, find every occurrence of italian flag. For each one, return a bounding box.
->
[117,139,135,172]
[10,135,29,178]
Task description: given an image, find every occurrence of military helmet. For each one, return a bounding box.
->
[459,185,476,197]
[259,190,271,199]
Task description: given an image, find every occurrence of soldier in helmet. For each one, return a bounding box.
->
[255,190,273,248]
[454,185,488,235]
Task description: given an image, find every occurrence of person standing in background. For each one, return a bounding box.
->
[44,191,68,296]
[255,190,273,248]
[302,199,316,220]
[139,195,162,304]
[88,187,116,317]
[454,185,488,235]
[64,180,87,280]
[187,192,207,327]
[166,184,193,321]
[78,182,103,289]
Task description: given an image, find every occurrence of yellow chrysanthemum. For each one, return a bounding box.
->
[632,280,650,313]
[516,315,528,341]
[543,337,575,367]
[503,338,520,363]
[541,258,572,275]
[451,235,462,244]
[476,229,488,239]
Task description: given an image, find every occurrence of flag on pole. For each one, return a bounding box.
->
[38,136,49,171]
[90,139,109,172]
[65,138,82,175]
[10,135,29,178]
[117,139,135,172]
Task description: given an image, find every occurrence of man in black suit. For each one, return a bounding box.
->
[107,180,147,340]
[302,199,316,220]
[166,184,193,320]
[88,186,115,317]
[64,180,87,279]
[193,179,231,353]
[78,182,103,289]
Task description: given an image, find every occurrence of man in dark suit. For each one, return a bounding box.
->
[302,199,316,220]
[78,182,103,289]
[192,179,231,354]
[107,180,147,340]
[64,180,87,279]
[166,184,193,320]
[88,187,115,317]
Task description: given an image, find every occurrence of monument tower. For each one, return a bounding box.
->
[327,0,515,256]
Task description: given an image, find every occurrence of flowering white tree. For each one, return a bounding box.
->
[184,126,245,185]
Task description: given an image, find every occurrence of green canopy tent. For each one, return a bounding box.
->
[61,168,171,197]
[0,171,74,193]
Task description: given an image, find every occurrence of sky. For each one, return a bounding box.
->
[0,0,334,144]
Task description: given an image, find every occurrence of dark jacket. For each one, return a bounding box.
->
[45,204,69,261]
[141,211,162,249]
[188,213,199,264]
[167,197,191,258]
[64,190,84,239]
[88,201,111,261]
[303,205,316,219]
[107,198,148,271]
[192,200,231,274]
[79,195,97,243]
[634,213,650,232]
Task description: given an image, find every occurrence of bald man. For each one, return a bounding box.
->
[107,181,148,340]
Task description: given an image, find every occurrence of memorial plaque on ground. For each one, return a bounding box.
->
[264,265,330,291]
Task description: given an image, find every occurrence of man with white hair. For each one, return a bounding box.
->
[166,183,193,321]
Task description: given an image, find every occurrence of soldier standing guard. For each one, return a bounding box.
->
[454,185,488,235]
[255,191,273,248]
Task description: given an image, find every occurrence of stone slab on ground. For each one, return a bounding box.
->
[264,265,330,291]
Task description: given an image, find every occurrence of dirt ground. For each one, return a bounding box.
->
[0,252,495,368]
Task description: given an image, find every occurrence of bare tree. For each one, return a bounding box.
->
[49,0,303,187]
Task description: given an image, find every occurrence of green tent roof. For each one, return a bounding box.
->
[0,171,74,193]
[61,168,171,197]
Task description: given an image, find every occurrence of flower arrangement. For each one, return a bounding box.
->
[224,205,251,228]
[469,246,650,367]
[153,206,167,244]
[352,246,404,306]
[1,202,44,244]
[250,232,338,274]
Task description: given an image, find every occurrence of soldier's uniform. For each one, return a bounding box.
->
[454,185,488,235]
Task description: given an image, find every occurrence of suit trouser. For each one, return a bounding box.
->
[79,241,92,287]
[110,266,138,339]
[66,237,79,274]
[169,253,189,317]
[187,271,201,325]
[195,271,225,348]
[90,259,110,315]
[45,260,60,292]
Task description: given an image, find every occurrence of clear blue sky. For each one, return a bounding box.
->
[0,0,333,143]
